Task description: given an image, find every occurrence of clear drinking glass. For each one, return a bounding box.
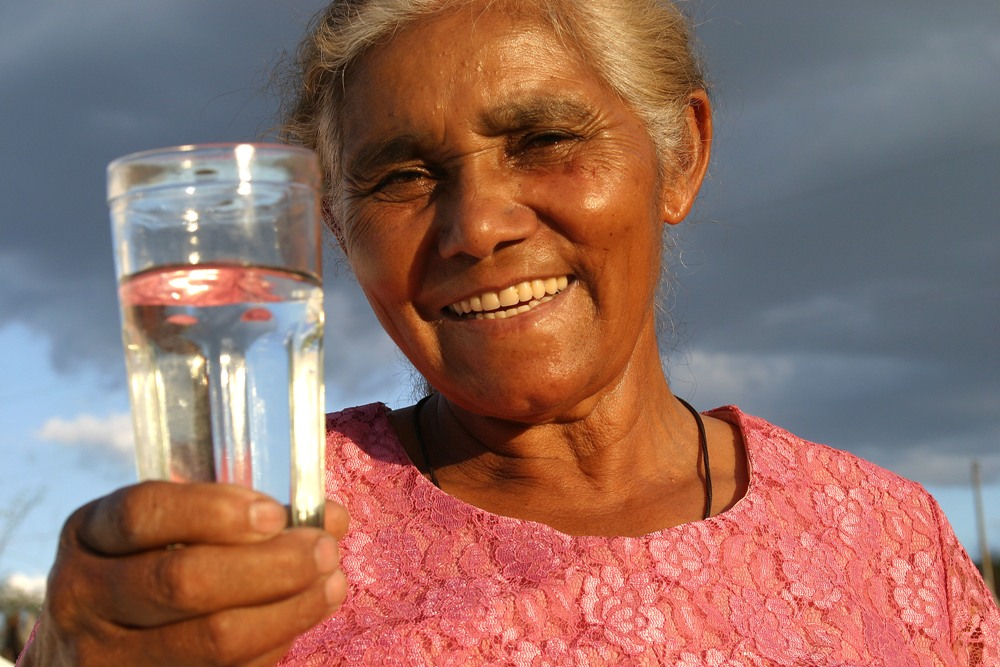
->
[107,143,325,527]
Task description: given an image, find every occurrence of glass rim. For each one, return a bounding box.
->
[108,141,315,166]
[107,142,320,201]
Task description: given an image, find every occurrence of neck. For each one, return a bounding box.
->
[429,379,686,480]
[409,340,711,534]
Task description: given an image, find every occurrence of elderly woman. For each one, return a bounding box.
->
[18,0,1000,665]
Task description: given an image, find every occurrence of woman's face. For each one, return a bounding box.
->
[337,7,697,420]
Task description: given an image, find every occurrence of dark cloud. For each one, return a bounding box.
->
[1,1,997,486]
[672,2,1000,480]
[0,0,341,375]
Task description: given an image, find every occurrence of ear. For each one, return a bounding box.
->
[661,89,712,225]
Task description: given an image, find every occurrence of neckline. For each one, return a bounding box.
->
[377,402,755,540]
[412,393,714,521]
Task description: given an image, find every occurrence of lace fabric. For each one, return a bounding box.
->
[280,403,997,665]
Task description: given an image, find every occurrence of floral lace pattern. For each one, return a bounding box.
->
[277,404,1000,666]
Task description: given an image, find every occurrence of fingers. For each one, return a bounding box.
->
[37,483,353,666]
[39,567,346,667]
[143,569,347,667]
[97,529,342,626]
[53,484,352,625]
[73,481,290,556]
[324,498,350,540]
[72,483,351,557]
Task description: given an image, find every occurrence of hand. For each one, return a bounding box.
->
[20,481,349,667]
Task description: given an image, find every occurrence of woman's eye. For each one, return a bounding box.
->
[376,169,426,189]
[509,131,582,165]
[522,131,574,150]
[368,168,435,199]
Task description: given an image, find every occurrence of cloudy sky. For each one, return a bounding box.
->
[1,1,998,591]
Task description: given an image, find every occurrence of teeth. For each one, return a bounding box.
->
[498,286,519,308]
[448,277,568,319]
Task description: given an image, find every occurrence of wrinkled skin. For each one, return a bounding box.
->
[338,7,731,537]
[18,483,348,666]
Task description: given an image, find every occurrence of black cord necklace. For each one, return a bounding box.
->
[412,393,714,521]
[412,394,441,489]
[677,396,713,520]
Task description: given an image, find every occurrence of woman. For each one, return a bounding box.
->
[18,0,999,665]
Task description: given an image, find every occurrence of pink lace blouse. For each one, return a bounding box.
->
[279,403,998,666]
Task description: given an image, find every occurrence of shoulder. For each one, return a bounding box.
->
[327,402,391,436]
[710,406,942,537]
[711,407,961,585]
[710,407,1000,660]
[325,402,403,458]
[323,402,414,494]
[714,405,931,497]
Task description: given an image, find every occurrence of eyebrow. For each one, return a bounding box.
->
[345,98,597,177]
[478,97,596,135]
[345,134,426,179]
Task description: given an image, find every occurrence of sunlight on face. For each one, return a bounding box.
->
[337,7,681,421]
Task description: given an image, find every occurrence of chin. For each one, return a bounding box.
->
[440,371,602,423]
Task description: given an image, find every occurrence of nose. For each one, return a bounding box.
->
[435,164,538,260]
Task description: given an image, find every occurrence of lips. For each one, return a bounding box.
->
[447,276,569,320]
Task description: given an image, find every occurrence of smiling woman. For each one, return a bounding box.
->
[330,7,705,430]
[15,0,1000,665]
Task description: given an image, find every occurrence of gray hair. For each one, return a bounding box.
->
[279,0,706,211]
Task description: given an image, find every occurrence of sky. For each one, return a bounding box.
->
[0,1,998,595]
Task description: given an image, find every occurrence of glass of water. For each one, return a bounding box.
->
[107,143,325,527]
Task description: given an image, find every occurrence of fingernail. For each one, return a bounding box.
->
[249,500,287,534]
[314,536,339,574]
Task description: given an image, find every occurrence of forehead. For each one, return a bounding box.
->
[349,8,583,87]
[338,7,608,144]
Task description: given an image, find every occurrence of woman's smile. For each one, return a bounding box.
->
[337,7,677,416]
[446,275,570,320]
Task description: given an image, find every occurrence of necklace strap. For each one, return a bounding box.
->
[412,394,441,488]
[677,397,713,520]
[412,393,713,520]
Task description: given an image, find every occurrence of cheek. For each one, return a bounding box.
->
[555,139,661,217]
[547,157,664,304]
[582,190,611,214]
[342,211,409,304]
[339,204,381,261]
[545,161,661,253]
